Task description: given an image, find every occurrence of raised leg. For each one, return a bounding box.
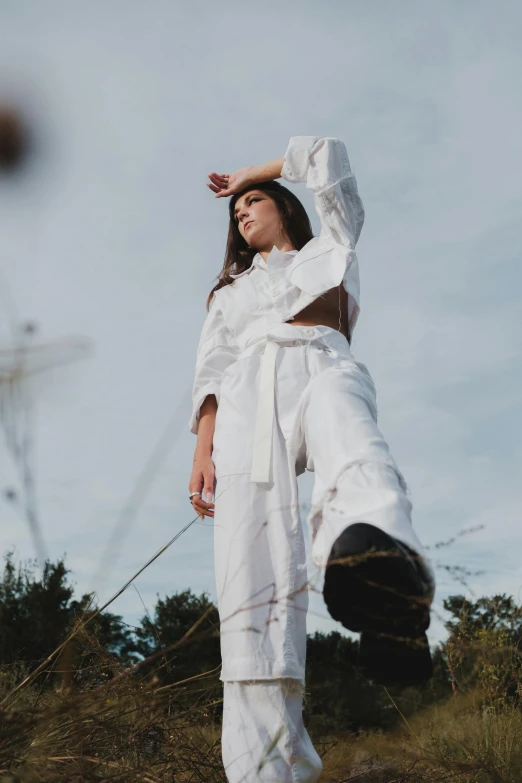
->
[300,363,435,685]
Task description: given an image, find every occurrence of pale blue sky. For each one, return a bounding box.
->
[0,0,521,645]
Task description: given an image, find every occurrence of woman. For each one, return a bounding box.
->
[188,136,435,783]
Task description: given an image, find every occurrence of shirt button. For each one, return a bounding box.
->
[305,328,315,336]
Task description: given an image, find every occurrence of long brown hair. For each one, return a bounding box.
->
[205,180,314,310]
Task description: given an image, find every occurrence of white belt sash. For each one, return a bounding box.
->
[250,339,281,483]
[247,325,350,485]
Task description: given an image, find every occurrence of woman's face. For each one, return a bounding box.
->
[233,190,287,251]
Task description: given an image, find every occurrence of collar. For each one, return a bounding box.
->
[229,246,298,279]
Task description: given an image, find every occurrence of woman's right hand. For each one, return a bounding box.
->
[189,453,215,519]
[207,166,256,198]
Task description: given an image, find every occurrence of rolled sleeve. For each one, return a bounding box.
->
[281,136,365,247]
[189,295,239,435]
[281,136,318,183]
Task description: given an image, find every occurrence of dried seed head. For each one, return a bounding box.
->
[0,105,28,170]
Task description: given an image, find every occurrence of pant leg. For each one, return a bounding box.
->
[213,347,321,780]
[221,679,323,783]
[213,473,308,682]
[300,360,435,591]
[212,347,311,681]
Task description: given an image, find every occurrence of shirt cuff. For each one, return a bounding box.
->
[280,136,318,183]
[189,383,221,434]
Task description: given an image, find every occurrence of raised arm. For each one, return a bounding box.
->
[278,137,365,331]
[280,136,364,248]
[207,136,364,249]
[207,156,284,197]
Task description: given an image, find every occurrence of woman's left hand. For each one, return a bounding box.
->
[207,166,256,198]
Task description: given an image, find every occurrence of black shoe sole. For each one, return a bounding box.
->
[323,522,433,686]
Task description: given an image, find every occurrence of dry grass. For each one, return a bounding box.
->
[2,631,522,783]
[1,569,521,781]
[319,689,522,782]
[0,626,226,783]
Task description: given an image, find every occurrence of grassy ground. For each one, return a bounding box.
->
[2,680,522,782]
[1,626,522,782]
[319,690,522,781]
[0,628,226,782]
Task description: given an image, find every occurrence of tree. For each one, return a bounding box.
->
[444,594,522,644]
[441,594,522,704]
[305,631,394,733]
[0,551,134,672]
[133,589,221,686]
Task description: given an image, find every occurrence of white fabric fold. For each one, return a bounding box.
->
[244,324,354,485]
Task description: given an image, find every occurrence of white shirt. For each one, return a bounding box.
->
[190,135,365,434]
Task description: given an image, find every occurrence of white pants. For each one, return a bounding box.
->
[222,679,322,783]
[212,325,435,780]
